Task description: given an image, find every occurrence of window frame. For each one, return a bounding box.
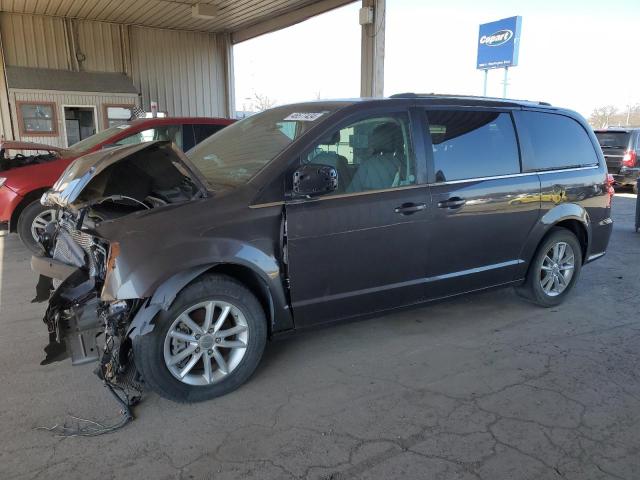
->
[287,106,427,200]
[102,103,135,129]
[513,109,601,173]
[16,100,59,137]
[423,106,522,184]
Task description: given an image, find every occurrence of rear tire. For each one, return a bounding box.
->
[17,200,54,254]
[517,228,583,307]
[133,274,267,403]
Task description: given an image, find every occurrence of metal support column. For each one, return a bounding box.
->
[360,0,386,98]
[482,69,488,96]
[0,34,14,140]
[502,67,509,98]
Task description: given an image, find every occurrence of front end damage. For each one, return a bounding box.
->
[31,141,206,430]
[34,210,145,417]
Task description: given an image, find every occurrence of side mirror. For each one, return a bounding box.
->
[293,164,338,197]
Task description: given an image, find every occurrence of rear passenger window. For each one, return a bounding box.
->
[518,111,599,171]
[193,124,225,144]
[426,111,520,182]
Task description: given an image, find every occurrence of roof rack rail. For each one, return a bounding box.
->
[389,92,552,106]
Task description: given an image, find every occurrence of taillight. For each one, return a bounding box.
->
[606,173,615,207]
[622,150,637,167]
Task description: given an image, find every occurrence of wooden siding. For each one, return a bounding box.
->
[9,89,138,147]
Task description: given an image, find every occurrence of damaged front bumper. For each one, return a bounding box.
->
[38,268,101,365]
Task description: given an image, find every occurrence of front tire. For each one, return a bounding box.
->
[133,274,267,403]
[518,228,583,307]
[17,200,55,254]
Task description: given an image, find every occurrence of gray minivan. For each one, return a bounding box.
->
[33,94,614,403]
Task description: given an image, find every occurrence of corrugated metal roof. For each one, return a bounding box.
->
[6,66,138,93]
[0,0,354,35]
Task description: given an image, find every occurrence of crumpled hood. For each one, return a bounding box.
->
[41,141,204,209]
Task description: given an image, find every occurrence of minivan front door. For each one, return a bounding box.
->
[285,111,431,327]
[423,109,541,299]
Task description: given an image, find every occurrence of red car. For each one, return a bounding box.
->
[0,117,233,252]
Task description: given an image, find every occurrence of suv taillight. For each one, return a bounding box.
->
[622,150,637,167]
[606,173,615,207]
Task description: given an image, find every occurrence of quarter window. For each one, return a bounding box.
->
[426,110,520,182]
[17,102,58,136]
[518,111,599,171]
[305,113,416,194]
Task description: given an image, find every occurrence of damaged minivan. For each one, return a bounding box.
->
[32,95,613,403]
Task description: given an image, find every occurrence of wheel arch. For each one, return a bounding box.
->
[9,187,48,232]
[539,203,591,262]
[519,203,591,281]
[127,261,291,341]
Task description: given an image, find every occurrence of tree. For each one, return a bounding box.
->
[252,93,276,111]
[589,105,617,129]
[588,103,640,128]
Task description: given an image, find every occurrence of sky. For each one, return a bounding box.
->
[233,0,640,118]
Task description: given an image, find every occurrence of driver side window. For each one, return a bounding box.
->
[304,113,416,194]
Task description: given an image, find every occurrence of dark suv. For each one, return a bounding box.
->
[595,127,640,193]
[32,95,613,403]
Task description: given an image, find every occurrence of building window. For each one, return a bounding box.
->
[17,102,58,136]
[103,104,135,128]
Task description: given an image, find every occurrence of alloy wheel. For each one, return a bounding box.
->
[539,241,575,297]
[163,300,249,386]
[30,209,56,242]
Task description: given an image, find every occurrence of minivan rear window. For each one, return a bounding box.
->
[595,131,631,149]
[518,112,599,171]
[426,110,520,182]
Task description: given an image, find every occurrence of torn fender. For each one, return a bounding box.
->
[126,264,212,338]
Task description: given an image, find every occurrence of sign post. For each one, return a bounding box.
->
[483,69,488,96]
[476,16,522,98]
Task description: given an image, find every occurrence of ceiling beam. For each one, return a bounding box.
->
[231,0,355,44]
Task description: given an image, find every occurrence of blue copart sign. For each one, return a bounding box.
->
[477,16,522,70]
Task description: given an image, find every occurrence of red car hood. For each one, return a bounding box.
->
[0,140,68,154]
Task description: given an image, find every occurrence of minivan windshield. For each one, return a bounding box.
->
[186,104,340,188]
[595,131,631,149]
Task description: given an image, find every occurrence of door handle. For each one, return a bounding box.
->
[437,197,466,209]
[394,202,427,215]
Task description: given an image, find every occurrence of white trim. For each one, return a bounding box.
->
[9,87,138,98]
[432,165,599,186]
[61,104,98,148]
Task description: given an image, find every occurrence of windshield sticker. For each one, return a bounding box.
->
[284,112,327,122]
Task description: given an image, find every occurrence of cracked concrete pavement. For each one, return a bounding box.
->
[0,194,638,480]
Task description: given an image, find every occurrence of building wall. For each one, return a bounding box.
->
[76,20,129,73]
[130,26,230,118]
[0,13,71,70]
[0,12,232,140]
[10,88,138,148]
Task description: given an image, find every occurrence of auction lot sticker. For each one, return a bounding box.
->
[284,112,327,121]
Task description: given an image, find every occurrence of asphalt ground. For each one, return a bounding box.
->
[0,193,638,480]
